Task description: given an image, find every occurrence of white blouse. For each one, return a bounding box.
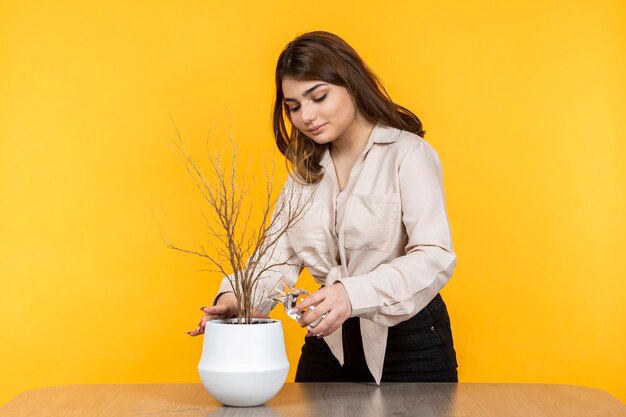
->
[217,122,456,383]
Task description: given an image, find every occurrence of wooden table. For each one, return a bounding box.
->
[1,383,624,416]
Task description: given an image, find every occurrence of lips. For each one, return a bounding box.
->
[308,123,326,133]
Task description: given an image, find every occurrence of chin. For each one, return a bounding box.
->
[306,132,335,145]
[310,137,334,146]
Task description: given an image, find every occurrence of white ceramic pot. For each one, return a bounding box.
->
[198,318,290,407]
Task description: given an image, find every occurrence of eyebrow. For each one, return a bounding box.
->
[283,83,328,102]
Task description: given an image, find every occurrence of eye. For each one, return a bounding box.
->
[312,93,327,103]
[288,105,301,112]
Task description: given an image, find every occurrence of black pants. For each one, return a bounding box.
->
[295,293,458,382]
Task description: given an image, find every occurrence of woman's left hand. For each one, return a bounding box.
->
[294,282,352,337]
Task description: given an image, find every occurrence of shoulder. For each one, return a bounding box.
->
[377,126,440,167]
[396,130,424,151]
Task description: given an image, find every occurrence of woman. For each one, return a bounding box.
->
[190,31,458,384]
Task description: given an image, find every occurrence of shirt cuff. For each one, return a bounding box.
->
[337,275,380,317]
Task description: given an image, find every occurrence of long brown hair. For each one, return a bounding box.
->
[273,31,425,184]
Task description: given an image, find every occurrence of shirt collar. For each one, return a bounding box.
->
[319,122,399,168]
[369,122,401,144]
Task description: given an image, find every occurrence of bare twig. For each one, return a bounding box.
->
[167,121,313,323]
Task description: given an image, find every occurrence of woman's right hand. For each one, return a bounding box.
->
[187,292,237,337]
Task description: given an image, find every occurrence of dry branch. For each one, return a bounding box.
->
[166,122,312,323]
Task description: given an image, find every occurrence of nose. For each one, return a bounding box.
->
[300,103,316,124]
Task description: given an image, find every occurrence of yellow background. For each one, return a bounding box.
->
[1,0,625,406]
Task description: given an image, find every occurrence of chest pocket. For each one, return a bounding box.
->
[344,193,400,252]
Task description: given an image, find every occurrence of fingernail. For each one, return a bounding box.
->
[200,306,207,311]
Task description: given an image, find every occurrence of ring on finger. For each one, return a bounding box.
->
[307,312,328,330]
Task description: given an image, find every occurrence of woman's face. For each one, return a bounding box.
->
[281,78,359,146]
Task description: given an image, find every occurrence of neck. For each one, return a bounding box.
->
[330,114,375,159]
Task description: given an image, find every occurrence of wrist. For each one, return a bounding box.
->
[213,291,237,306]
[333,282,353,315]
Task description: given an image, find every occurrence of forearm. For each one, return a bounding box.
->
[339,245,456,326]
